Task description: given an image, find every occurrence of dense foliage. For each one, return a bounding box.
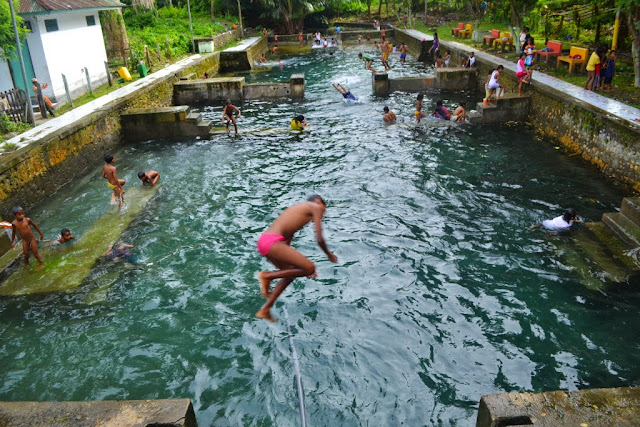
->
[0,0,27,61]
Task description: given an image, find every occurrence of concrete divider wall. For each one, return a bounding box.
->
[439,39,640,191]
[243,83,291,99]
[394,29,432,62]
[0,52,223,216]
[219,37,268,72]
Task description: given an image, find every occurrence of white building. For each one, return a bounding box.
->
[0,0,124,104]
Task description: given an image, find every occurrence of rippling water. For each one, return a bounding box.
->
[0,48,638,426]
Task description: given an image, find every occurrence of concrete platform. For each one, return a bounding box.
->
[0,185,159,296]
[477,387,640,426]
[121,106,212,142]
[0,399,197,426]
[219,36,267,72]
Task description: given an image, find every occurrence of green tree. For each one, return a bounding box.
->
[618,0,640,87]
[258,0,314,34]
[0,0,27,61]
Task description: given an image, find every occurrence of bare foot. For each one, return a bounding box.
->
[307,272,318,279]
[36,263,44,270]
[256,308,277,322]
[258,272,271,298]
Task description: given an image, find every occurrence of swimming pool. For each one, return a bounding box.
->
[0,48,638,426]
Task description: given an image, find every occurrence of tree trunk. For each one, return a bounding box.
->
[211,0,215,21]
[510,0,521,28]
[626,9,640,87]
[367,0,371,16]
[377,0,383,17]
[99,10,130,60]
[132,0,155,12]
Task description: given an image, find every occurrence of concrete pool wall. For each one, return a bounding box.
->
[394,28,640,192]
[0,52,223,218]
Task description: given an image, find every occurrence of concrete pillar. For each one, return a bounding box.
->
[290,73,305,99]
[372,73,389,96]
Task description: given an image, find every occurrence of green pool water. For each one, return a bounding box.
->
[0,48,639,426]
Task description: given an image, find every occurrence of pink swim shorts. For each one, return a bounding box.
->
[257,233,285,256]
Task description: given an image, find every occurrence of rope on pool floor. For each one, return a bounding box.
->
[283,305,308,427]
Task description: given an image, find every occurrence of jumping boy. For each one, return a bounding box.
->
[256,195,338,322]
[358,53,376,73]
[222,100,242,135]
[332,83,357,101]
[138,170,160,186]
[102,154,125,208]
[11,206,44,268]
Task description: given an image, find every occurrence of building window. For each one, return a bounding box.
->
[44,19,58,32]
[86,15,96,26]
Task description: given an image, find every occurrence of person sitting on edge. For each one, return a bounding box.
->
[415,93,427,123]
[465,52,476,67]
[451,101,466,123]
[11,206,44,268]
[383,106,396,124]
[332,83,357,101]
[47,228,75,247]
[432,100,451,120]
[138,170,160,186]
[256,195,338,322]
[102,154,125,208]
[258,53,267,64]
[298,30,304,47]
[203,73,210,79]
[487,65,504,104]
[435,53,445,68]
[222,99,241,135]
[31,78,55,116]
[530,209,582,231]
[290,115,308,130]
[262,28,268,38]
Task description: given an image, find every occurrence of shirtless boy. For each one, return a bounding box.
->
[415,94,427,123]
[222,100,241,135]
[138,170,160,186]
[11,206,44,268]
[256,195,338,322]
[383,106,396,123]
[102,154,125,208]
[46,228,74,247]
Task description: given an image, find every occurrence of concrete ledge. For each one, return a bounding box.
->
[0,398,197,427]
[121,106,211,142]
[435,67,478,90]
[219,37,267,72]
[174,77,245,103]
[477,387,640,427]
[244,83,291,99]
[389,77,436,92]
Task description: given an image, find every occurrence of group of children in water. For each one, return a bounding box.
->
[7,155,160,268]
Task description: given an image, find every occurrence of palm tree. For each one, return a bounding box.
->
[258,0,314,34]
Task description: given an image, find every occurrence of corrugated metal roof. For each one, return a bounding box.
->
[18,0,124,14]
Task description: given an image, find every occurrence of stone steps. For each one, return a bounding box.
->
[469,93,530,124]
[621,197,640,228]
[602,212,640,247]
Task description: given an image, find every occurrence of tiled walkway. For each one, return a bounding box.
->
[403,28,640,128]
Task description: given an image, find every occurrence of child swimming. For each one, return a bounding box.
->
[138,170,160,186]
[290,115,308,130]
[530,209,582,231]
[46,228,75,247]
[255,195,338,322]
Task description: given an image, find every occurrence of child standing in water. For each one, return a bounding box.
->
[415,94,427,123]
[256,195,338,322]
[102,154,125,208]
[222,100,242,135]
[11,206,44,268]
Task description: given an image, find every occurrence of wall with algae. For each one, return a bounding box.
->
[0,52,223,217]
[436,39,640,191]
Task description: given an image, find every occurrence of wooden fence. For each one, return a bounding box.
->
[0,88,29,123]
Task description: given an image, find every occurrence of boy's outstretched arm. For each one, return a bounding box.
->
[312,208,338,263]
[29,219,44,240]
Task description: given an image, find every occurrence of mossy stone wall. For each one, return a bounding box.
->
[0,53,222,216]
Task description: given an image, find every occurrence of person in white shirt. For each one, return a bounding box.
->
[530,209,582,231]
